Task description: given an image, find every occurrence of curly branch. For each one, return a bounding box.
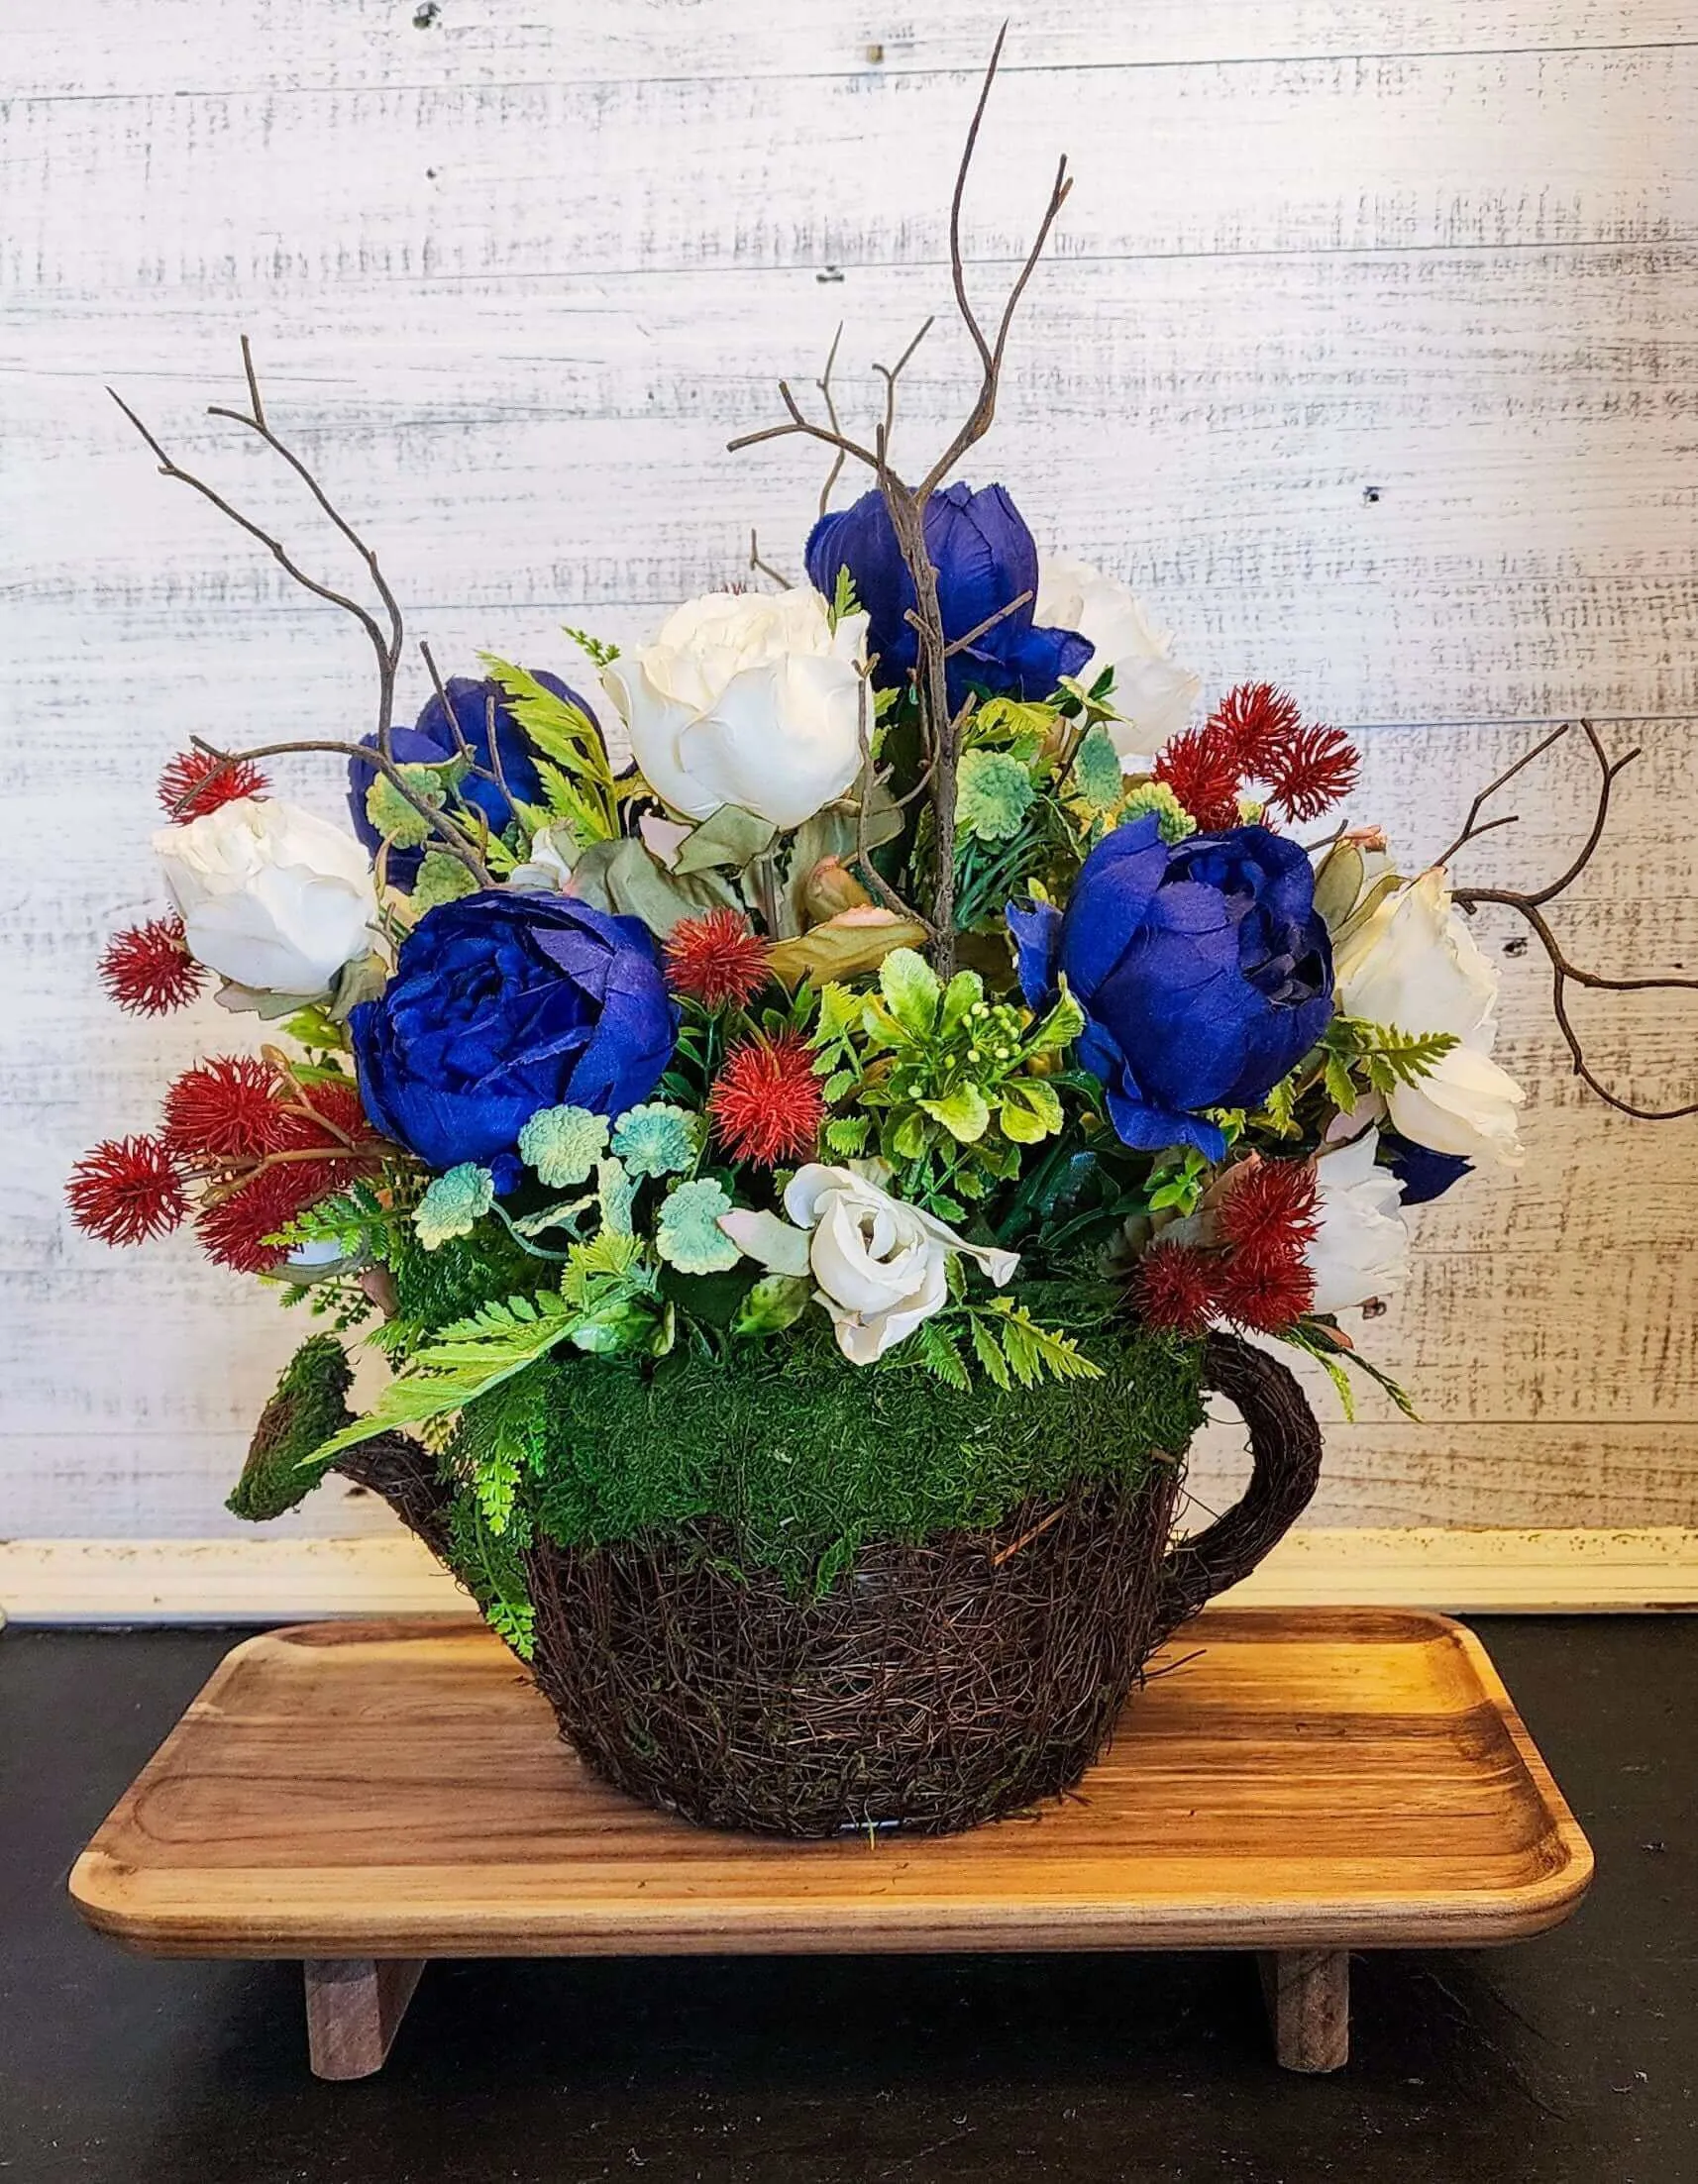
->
[725,30,1069,977]
[110,338,404,743]
[1446,719,1698,1121]
[189,732,494,887]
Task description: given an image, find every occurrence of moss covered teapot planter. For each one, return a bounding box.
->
[70,42,1683,1849]
[248,1322,1319,1838]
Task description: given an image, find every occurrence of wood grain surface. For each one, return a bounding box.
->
[69,1611,1593,1959]
[4,1,1695,1560]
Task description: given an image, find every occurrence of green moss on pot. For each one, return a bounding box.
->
[525,1319,1206,1588]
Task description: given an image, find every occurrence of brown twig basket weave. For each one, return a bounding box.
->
[340,1334,1322,1838]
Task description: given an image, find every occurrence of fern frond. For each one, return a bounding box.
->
[968,1313,1011,1390]
[915,1319,971,1391]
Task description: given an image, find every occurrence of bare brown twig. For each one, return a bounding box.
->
[1445,720,1698,1121]
[114,343,500,885]
[747,529,795,588]
[726,29,1069,976]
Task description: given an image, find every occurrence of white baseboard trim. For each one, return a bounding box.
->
[2,1526,1694,1624]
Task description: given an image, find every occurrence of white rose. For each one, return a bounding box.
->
[1034,555,1200,765]
[154,796,378,995]
[719,1162,1019,1367]
[1306,1129,1411,1314]
[1383,1042,1526,1165]
[602,587,869,830]
[1332,866,1526,1165]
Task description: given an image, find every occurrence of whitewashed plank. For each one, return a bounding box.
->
[9,0,1692,100]
[3,6,1695,1551]
[1188,1424,1698,1527]
[7,249,1698,726]
[6,49,1698,298]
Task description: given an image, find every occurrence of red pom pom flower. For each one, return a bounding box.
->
[162,1056,296,1160]
[1208,682,1302,778]
[1214,1246,1316,1334]
[66,1136,189,1246]
[157,749,267,821]
[664,908,772,1009]
[1152,681,1359,833]
[1262,721,1360,824]
[1131,1241,1220,1335]
[98,915,205,1016]
[1217,1157,1321,1262]
[195,1159,346,1273]
[1152,725,1243,834]
[709,1032,826,1166]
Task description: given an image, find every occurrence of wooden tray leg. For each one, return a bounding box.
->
[303,1957,425,2080]
[1258,1949,1349,2073]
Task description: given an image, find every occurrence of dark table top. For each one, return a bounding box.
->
[3,1617,1692,2184]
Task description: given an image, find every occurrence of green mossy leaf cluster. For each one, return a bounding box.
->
[528,1319,1205,1589]
[384,1222,542,1356]
[227,1333,355,1520]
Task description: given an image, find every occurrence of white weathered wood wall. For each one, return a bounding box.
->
[3,0,1695,1564]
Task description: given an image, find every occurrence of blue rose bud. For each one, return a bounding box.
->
[1008,816,1333,1162]
[350,891,677,1172]
[1380,1130,1473,1204]
[348,673,590,885]
[804,481,1090,711]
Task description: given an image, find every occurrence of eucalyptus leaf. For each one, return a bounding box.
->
[767,911,929,988]
[1312,839,1366,931]
[569,836,739,933]
[215,978,330,1021]
[672,805,779,876]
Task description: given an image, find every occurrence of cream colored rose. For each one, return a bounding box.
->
[719,1162,1018,1366]
[1333,867,1525,1166]
[154,796,377,996]
[601,587,869,830]
[1034,555,1200,765]
[1305,1129,1411,1314]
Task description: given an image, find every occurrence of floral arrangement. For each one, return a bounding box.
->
[69,42,1691,1657]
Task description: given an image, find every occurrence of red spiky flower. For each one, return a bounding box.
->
[1215,1247,1316,1333]
[66,1136,189,1246]
[1217,1157,1321,1262]
[98,915,205,1016]
[157,748,267,821]
[1131,1241,1220,1335]
[709,1032,826,1166]
[288,1074,373,1152]
[1264,721,1360,824]
[1152,725,1243,833]
[664,908,773,1009]
[195,1159,346,1273]
[162,1056,295,1160]
[1208,682,1303,777]
[1154,680,1359,832]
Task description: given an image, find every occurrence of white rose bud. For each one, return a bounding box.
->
[601,587,868,831]
[154,796,378,996]
[1034,555,1200,766]
[1332,866,1526,1166]
[1382,1043,1526,1165]
[1306,1129,1411,1314]
[719,1162,1019,1367]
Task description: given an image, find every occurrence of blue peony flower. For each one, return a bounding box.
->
[804,481,1090,711]
[1008,816,1333,1161]
[1381,1130,1472,1204]
[348,673,587,885]
[350,891,677,1172]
